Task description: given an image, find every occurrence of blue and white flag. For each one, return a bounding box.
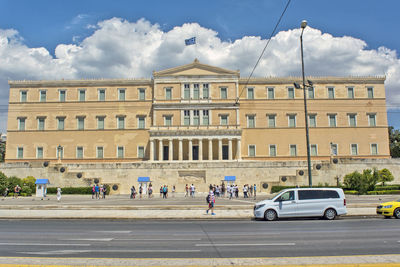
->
[185,37,196,46]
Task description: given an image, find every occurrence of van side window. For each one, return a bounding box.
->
[323,190,340,198]
[299,190,340,200]
[276,191,294,202]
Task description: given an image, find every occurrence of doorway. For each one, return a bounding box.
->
[222,145,228,160]
[192,145,199,160]
[163,146,169,160]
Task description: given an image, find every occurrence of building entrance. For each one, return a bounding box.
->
[222,145,228,160]
[163,146,169,160]
[193,145,199,160]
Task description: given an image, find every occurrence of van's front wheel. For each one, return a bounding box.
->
[264,209,277,221]
[324,208,337,220]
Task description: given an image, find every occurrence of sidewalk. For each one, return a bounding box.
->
[0,193,390,219]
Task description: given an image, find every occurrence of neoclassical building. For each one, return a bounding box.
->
[5,59,390,164]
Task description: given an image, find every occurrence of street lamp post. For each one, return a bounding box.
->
[296,20,312,187]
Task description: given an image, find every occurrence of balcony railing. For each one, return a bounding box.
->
[150,124,241,131]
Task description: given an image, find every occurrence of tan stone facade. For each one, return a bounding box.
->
[6,60,389,164]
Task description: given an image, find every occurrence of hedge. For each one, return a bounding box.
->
[375,185,400,191]
[367,190,400,195]
[47,187,92,194]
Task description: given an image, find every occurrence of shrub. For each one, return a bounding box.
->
[0,171,7,195]
[375,185,400,190]
[23,176,36,192]
[378,169,394,186]
[343,168,380,194]
[7,176,23,192]
[344,190,359,195]
[367,190,400,195]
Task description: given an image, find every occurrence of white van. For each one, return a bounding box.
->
[254,188,347,221]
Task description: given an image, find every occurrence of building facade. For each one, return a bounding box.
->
[6,60,389,164]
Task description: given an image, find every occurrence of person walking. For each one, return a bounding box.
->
[130,186,136,199]
[92,185,96,199]
[243,184,248,198]
[56,187,62,202]
[102,184,107,199]
[2,187,9,200]
[185,184,189,197]
[206,186,216,215]
[14,185,21,199]
[95,184,100,199]
[172,185,175,197]
[139,185,143,199]
[148,185,153,198]
[253,184,257,199]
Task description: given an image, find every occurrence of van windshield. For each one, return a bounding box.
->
[266,190,286,200]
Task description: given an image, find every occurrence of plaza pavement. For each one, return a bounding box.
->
[0,192,392,219]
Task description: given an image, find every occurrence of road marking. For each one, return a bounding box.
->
[92,230,131,234]
[117,238,202,241]
[18,250,92,255]
[18,249,201,255]
[0,243,90,246]
[196,243,295,246]
[58,241,114,242]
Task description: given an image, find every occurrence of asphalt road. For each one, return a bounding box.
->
[0,218,399,259]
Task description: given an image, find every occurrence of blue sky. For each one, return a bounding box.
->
[0,0,399,132]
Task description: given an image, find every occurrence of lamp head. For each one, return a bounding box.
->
[293,82,301,89]
[307,80,313,86]
[301,20,308,29]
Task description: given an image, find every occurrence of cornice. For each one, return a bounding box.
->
[152,102,239,110]
[9,79,152,88]
[240,76,386,85]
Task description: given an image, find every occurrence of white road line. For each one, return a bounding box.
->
[93,231,131,234]
[18,250,92,255]
[18,249,201,255]
[195,243,295,247]
[59,238,114,242]
[0,243,90,246]
[117,238,202,241]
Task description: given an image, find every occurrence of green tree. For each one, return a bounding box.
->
[0,171,7,194]
[343,171,362,192]
[378,168,394,186]
[389,126,400,158]
[7,176,23,192]
[0,141,5,162]
[343,168,379,194]
[23,176,36,192]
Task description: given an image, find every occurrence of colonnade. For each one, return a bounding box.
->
[149,137,241,161]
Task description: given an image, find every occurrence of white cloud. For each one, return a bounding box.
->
[0,17,400,133]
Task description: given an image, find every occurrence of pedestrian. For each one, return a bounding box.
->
[102,184,107,199]
[228,185,233,199]
[100,185,104,199]
[172,185,175,197]
[185,184,189,197]
[215,185,220,197]
[160,186,163,198]
[148,185,153,198]
[130,186,136,199]
[139,185,143,199]
[254,184,257,199]
[56,187,62,202]
[162,185,167,199]
[14,185,21,199]
[249,184,253,198]
[95,184,100,199]
[243,184,248,198]
[206,186,216,215]
[190,184,195,198]
[92,185,95,199]
[2,187,9,200]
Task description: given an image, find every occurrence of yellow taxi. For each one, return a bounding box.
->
[376,199,400,219]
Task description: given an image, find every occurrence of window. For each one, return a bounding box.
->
[17,147,23,159]
[247,115,255,128]
[348,114,357,127]
[57,117,65,130]
[36,147,43,159]
[276,191,295,202]
[268,115,276,128]
[311,144,317,156]
[367,87,374,98]
[78,89,86,101]
[371,144,378,155]
[193,110,200,125]
[220,87,227,99]
[290,144,297,156]
[288,115,296,128]
[308,87,314,99]
[138,117,145,129]
[202,110,209,125]
[267,114,276,128]
[117,146,124,158]
[288,87,294,99]
[59,90,66,102]
[20,91,27,102]
[18,117,26,131]
[193,84,199,99]
[40,90,46,102]
[164,115,172,126]
[97,116,105,130]
[351,144,358,155]
[97,147,104,159]
[248,145,256,157]
[298,190,339,200]
[330,143,338,156]
[328,87,335,99]
[247,88,254,99]
[269,145,276,157]
[118,88,126,101]
[138,146,145,158]
[165,87,172,100]
[117,116,125,129]
[347,87,354,99]
[76,147,83,159]
[57,146,64,159]
[329,114,337,127]
[368,114,376,126]
[138,88,146,100]
[203,84,209,99]
[309,114,316,127]
[183,110,190,126]
[77,117,85,130]
[267,87,274,99]
[37,117,45,131]
[184,84,190,99]
[98,89,106,101]
[220,115,228,125]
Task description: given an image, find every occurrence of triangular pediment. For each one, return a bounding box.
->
[153,59,240,77]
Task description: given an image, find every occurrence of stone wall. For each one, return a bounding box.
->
[1,158,399,194]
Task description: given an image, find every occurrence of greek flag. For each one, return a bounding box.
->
[185,37,196,46]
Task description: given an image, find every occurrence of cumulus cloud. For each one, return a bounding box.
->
[0,17,399,132]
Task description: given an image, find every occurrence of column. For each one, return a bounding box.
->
[159,139,163,161]
[169,139,173,161]
[199,139,203,161]
[218,138,223,160]
[228,139,233,160]
[150,139,155,161]
[189,139,193,161]
[208,139,213,160]
[237,139,242,160]
[178,139,183,161]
